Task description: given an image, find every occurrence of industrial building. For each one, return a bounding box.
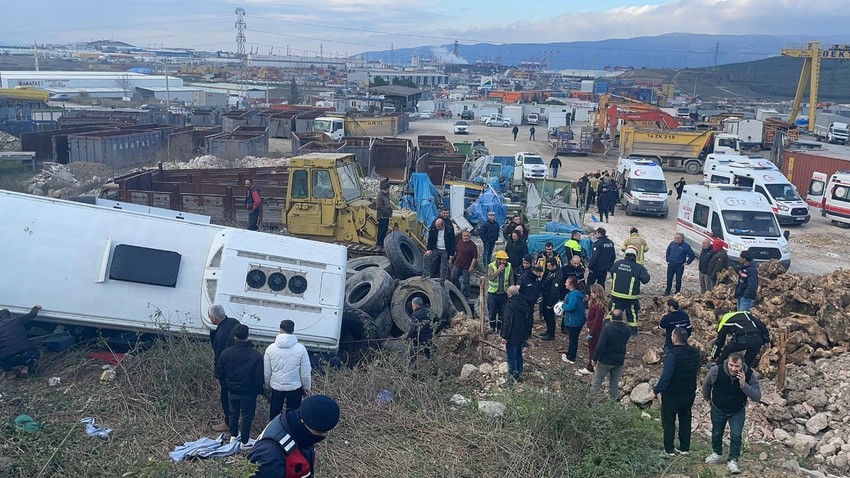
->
[247,54,366,70]
[0,71,195,99]
[348,69,449,88]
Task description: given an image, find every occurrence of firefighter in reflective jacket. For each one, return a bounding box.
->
[711,309,771,368]
[610,246,650,335]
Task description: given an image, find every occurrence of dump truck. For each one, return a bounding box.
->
[311,114,408,141]
[0,189,347,352]
[0,86,49,103]
[101,153,423,253]
[618,126,742,175]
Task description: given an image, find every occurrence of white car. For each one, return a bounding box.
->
[453,120,470,135]
[526,113,539,125]
[479,114,492,124]
[486,117,513,127]
[419,110,434,119]
[515,152,549,179]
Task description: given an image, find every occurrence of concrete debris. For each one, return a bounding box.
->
[450,394,471,406]
[629,382,654,405]
[23,162,108,199]
[477,400,506,418]
[460,364,478,380]
[808,413,830,435]
[642,348,663,365]
[160,154,291,170]
[0,131,21,152]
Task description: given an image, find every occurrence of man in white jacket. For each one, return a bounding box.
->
[263,320,312,421]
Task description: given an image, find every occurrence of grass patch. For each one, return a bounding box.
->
[0,163,35,193]
[3,334,674,477]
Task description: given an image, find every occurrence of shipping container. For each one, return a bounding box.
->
[21,125,109,162]
[370,138,412,183]
[415,152,467,186]
[780,149,850,194]
[339,136,372,172]
[221,109,260,132]
[68,129,163,166]
[205,126,268,160]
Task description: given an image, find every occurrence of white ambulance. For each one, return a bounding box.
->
[677,183,791,269]
[703,155,810,225]
[614,156,671,217]
[807,170,850,227]
[0,190,347,352]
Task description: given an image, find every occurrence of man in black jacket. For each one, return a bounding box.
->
[407,297,443,374]
[735,251,759,312]
[658,299,691,351]
[209,304,240,432]
[478,211,500,271]
[650,327,701,456]
[698,238,714,294]
[518,263,543,334]
[711,309,770,368]
[591,309,631,400]
[707,239,729,289]
[702,353,762,474]
[247,394,341,478]
[501,286,531,384]
[538,258,564,340]
[375,181,393,248]
[503,214,529,242]
[0,305,41,378]
[216,324,264,445]
[425,209,456,282]
[587,227,615,289]
[610,246,650,334]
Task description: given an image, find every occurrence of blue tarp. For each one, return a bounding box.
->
[408,172,439,229]
[466,187,507,225]
[529,232,592,258]
[128,67,154,74]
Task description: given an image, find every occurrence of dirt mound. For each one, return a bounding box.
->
[642,260,850,373]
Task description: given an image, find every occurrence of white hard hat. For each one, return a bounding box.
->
[553,301,564,316]
[625,246,638,257]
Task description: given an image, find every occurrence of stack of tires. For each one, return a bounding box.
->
[338,232,473,364]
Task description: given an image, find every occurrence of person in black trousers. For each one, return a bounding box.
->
[208,304,240,433]
[587,227,615,288]
[651,327,701,456]
[216,324,264,445]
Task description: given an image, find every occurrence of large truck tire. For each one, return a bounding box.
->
[389,277,450,334]
[684,161,702,175]
[384,232,423,279]
[444,281,473,318]
[346,255,394,279]
[344,268,394,316]
[373,307,393,340]
[338,308,379,365]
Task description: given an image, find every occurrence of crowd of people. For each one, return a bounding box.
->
[575,171,620,222]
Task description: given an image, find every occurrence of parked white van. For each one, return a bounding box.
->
[614,156,670,217]
[807,170,850,227]
[677,183,791,269]
[703,155,810,225]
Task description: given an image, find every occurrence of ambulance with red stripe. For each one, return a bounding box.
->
[676,183,791,269]
[614,156,671,218]
[807,170,850,227]
[703,155,810,225]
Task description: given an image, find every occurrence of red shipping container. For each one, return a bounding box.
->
[780,149,850,194]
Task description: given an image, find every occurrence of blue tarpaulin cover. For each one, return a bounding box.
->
[466,187,507,225]
[408,172,439,229]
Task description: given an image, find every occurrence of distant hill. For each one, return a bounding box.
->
[363,33,850,70]
[621,56,850,102]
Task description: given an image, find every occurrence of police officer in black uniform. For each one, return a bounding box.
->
[711,309,771,368]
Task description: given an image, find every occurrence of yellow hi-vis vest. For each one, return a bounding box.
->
[487,262,512,293]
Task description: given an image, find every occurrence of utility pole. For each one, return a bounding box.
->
[33,39,39,71]
[713,41,719,72]
[164,59,171,162]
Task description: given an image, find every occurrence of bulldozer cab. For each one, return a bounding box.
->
[284,152,424,249]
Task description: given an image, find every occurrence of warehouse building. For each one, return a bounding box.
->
[0,71,193,99]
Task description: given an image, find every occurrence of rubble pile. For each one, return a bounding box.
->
[0,130,21,152]
[763,354,850,472]
[642,261,850,372]
[160,155,292,170]
[24,162,107,198]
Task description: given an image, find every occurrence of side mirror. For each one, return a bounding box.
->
[783,230,790,240]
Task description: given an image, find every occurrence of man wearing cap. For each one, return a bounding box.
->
[425,209,456,283]
[734,251,759,312]
[610,246,650,334]
[621,227,649,265]
[487,250,515,333]
[539,258,564,340]
[707,238,729,290]
[587,227,615,289]
[247,394,341,478]
[478,211,500,271]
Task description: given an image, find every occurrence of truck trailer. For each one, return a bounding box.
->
[0,190,348,352]
[619,126,742,175]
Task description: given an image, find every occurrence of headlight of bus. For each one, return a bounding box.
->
[730,242,746,252]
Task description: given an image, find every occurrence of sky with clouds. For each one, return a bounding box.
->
[1,0,847,58]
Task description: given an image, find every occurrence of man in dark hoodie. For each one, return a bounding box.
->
[247,394,341,478]
[706,238,729,290]
[658,299,691,351]
[587,227,615,289]
[702,353,762,474]
[217,324,264,446]
[0,305,41,378]
[734,251,759,312]
[538,258,564,340]
[518,260,543,333]
[500,286,531,384]
[209,304,241,432]
[591,308,630,400]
